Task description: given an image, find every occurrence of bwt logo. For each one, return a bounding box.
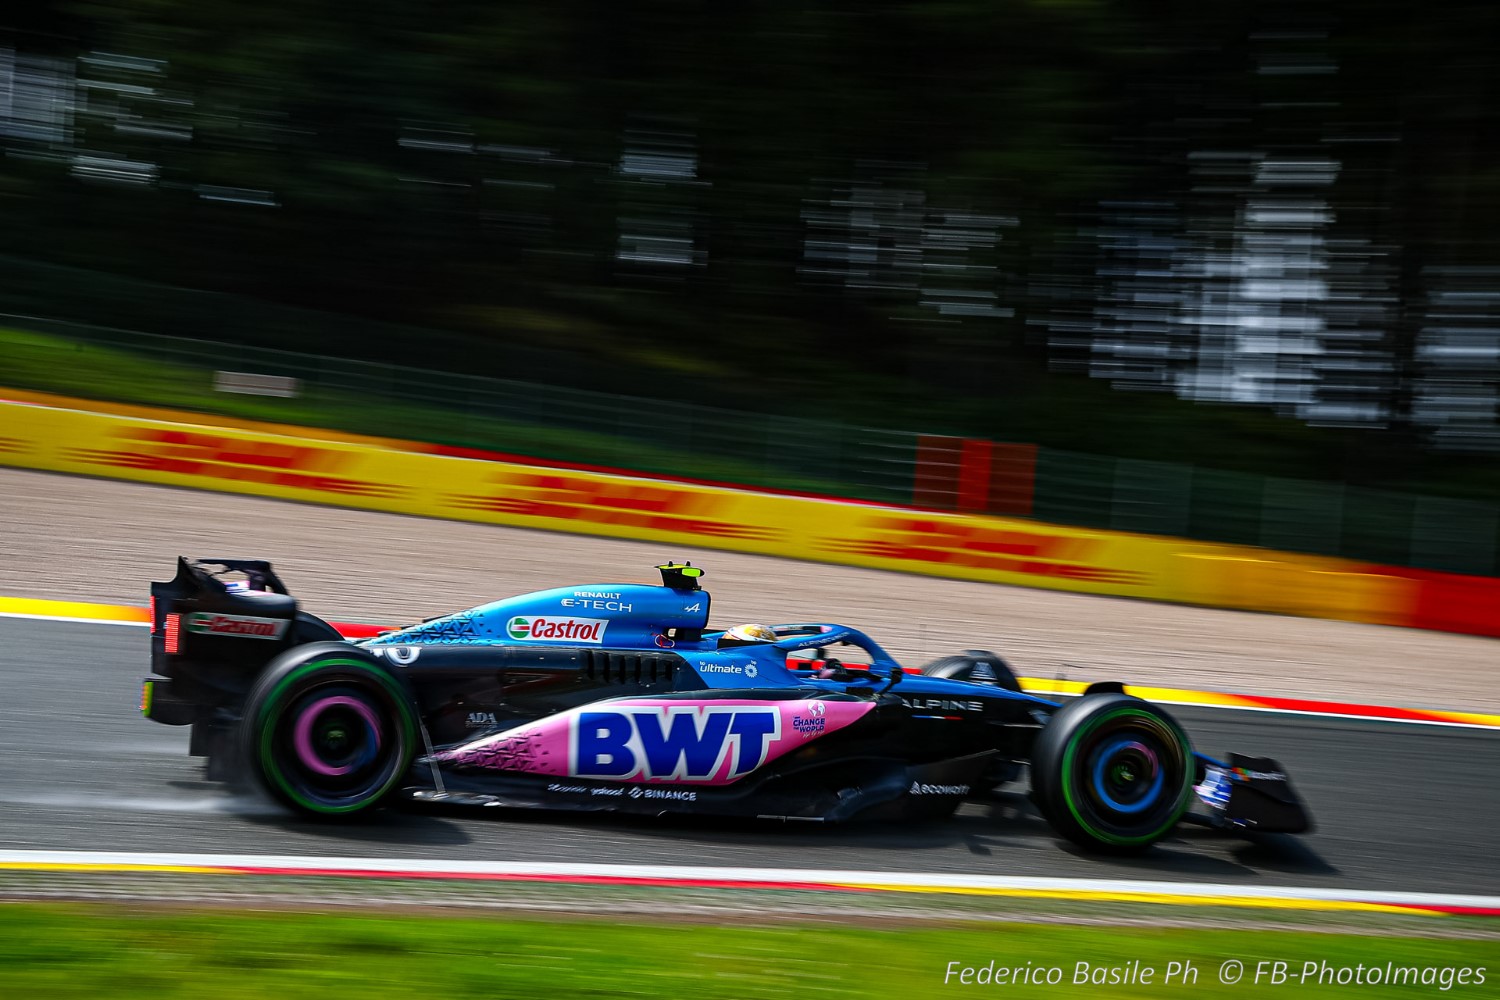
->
[572,706,782,781]
[506,616,608,643]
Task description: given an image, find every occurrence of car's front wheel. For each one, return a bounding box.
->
[1029,693,1192,853]
[239,644,418,818]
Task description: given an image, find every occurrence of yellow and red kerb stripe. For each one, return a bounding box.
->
[0,598,149,626]
[1017,678,1500,729]
[0,852,1497,916]
[0,596,385,639]
[3,595,1496,729]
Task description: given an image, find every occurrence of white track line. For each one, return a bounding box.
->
[0,851,1495,910]
[0,612,146,627]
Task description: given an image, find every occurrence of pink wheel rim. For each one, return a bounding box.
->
[292,695,383,776]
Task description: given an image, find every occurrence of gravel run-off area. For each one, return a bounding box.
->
[1,466,1495,713]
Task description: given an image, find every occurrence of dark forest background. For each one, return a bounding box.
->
[4,1,1500,497]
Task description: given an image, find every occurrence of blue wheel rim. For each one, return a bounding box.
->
[1088,737,1164,815]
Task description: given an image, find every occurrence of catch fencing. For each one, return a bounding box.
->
[6,313,1498,577]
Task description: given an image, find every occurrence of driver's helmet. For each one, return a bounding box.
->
[721,623,776,646]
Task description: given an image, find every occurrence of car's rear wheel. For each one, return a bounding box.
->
[1030,693,1192,853]
[239,644,417,818]
[919,649,1021,692]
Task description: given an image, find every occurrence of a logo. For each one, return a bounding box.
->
[506,616,608,643]
[909,782,971,796]
[699,663,743,675]
[1233,768,1288,782]
[899,696,984,713]
[450,473,778,541]
[746,664,759,679]
[82,428,403,499]
[821,518,1146,586]
[465,711,499,728]
[546,783,590,795]
[653,634,676,649]
[561,598,632,612]
[185,613,287,640]
[369,645,420,665]
[626,786,697,801]
[572,706,781,781]
[791,701,827,736]
[684,603,701,613]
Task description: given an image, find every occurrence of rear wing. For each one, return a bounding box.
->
[151,557,291,605]
[145,558,308,725]
[150,557,299,639]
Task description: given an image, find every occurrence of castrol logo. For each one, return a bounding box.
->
[506,616,608,644]
[185,612,288,640]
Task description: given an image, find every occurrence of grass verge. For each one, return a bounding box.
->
[1,901,1495,998]
[0,325,895,499]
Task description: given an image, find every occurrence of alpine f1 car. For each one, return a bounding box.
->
[143,558,1311,852]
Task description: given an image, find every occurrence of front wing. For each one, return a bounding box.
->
[1192,753,1313,834]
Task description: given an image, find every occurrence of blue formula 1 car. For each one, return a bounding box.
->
[143,559,1311,852]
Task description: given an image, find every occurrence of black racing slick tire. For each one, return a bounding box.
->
[238,643,418,818]
[1030,693,1193,853]
[919,650,1021,692]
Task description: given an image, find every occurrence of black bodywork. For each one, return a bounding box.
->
[144,557,1312,848]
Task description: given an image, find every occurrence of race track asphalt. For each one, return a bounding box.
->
[1,617,1494,895]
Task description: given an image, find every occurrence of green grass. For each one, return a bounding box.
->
[0,902,1494,998]
[0,326,891,499]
